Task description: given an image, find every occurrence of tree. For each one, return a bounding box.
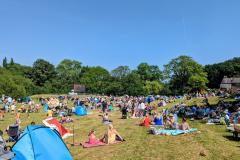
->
[0,68,37,98]
[10,58,14,66]
[136,63,162,81]
[204,57,240,88]
[111,66,131,79]
[164,55,208,94]
[2,57,7,68]
[55,59,82,92]
[30,59,56,86]
[122,72,145,96]
[56,59,82,79]
[144,80,163,95]
[80,66,110,94]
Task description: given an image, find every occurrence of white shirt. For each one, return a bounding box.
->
[140,102,145,110]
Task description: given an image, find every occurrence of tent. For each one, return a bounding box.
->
[43,118,73,139]
[22,96,31,103]
[12,125,73,160]
[75,106,87,116]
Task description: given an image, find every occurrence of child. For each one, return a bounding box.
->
[88,130,100,144]
[140,114,151,127]
[15,111,21,125]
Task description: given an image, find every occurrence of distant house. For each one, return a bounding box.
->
[220,76,240,93]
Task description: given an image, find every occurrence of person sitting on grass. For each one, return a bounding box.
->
[102,124,124,144]
[47,109,53,117]
[102,113,112,123]
[140,114,151,127]
[165,113,177,129]
[152,113,163,126]
[88,129,101,144]
[179,117,190,130]
[60,115,74,123]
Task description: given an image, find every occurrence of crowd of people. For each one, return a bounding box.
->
[0,90,240,156]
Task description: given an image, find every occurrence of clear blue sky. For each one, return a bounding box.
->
[0,0,239,70]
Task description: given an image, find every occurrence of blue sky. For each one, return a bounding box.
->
[0,0,239,70]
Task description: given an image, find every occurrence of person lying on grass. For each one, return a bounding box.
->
[102,124,124,144]
[140,114,151,127]
[178,117,190,130]
[88,129,101,144]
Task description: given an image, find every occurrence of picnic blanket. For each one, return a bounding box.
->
[81,140,122,148]
[151,128,198,136]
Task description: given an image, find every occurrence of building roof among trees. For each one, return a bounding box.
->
[221,76,240,84]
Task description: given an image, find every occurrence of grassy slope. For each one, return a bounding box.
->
[0,96,239,160]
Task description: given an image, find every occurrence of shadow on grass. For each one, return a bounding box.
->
[223,135,240,142]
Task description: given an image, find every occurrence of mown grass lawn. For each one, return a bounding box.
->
[0,97,239,160]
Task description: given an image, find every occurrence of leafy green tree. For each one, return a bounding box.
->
[188,74,208,92]
[2,57,7,68]
[144,80,163,95]
[6,63,32,77]
[164,55,208,94]
[80,66,110,94]
[204,57,240,88]
[55,59,82,92]
[136,63,162,81]
[122,72,145,96]
[30,59,56,86]
[0,68,36,98]
[111,66,131,79]
[104,77,124,95]
[10,58,14,66]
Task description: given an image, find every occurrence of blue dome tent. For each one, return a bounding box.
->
[75,106,87,116]
[12,125,73,160]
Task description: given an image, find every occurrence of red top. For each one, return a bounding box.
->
[143,117,151,126]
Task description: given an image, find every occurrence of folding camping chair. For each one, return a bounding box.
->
[0,137,15,159]
[0,129,15,159]
[6,124,21,142]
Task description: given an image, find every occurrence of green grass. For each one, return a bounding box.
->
[0,97,239,160]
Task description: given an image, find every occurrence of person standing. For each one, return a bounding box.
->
[102,101,108,113]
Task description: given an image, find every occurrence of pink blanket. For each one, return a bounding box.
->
[81,140,122,148]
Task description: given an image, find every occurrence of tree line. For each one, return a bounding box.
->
[0,56,239,98]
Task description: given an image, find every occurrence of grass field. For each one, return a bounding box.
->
[0,97,239,160]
